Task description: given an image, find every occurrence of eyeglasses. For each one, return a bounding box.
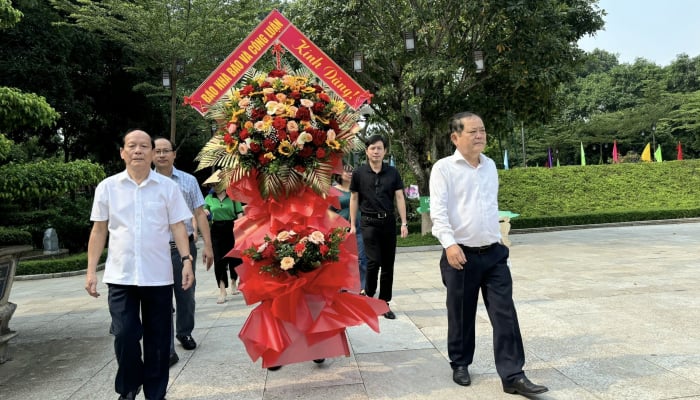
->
[155,149,173,155]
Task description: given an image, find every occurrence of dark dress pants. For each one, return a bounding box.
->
[440,243,526,384]
[361,216,397,303]
[108,284,172,400]
[211,220,242,286]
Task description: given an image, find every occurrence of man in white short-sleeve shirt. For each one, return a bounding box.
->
[86,129,193,400]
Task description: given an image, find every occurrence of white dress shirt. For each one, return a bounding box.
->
[430,150,501,249]
[90,170,193,286]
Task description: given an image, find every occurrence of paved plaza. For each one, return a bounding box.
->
[1,221,700,399]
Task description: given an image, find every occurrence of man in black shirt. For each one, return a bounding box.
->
[349,135,409,319]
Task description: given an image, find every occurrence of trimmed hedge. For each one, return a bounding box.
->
[499,160,700,228]
[0,226,33,245]
[16,251,107,276]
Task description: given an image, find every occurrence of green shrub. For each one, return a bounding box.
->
[499,160,700,219]
[0,226,32,246]
[16,251,107,276]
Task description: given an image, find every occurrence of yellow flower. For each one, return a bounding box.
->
[301,86,316,94]
[264,152,276,161]
[326,139,341,150]
[278,140,294,156]
[280,256,295,271]
[331,100,346,114]
[226,140,238,154]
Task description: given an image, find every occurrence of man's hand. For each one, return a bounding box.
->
[202,245,214,271]
[445,244,466,270]
[182,262,195,290]
[400,224,408,238]
[85,273,100,298]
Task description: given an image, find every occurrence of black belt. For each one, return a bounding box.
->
[362,211,392,219]
[461,243,497,254]
[169,234,194,249]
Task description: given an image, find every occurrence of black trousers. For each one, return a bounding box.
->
[210,220,242,287]
[361,215,397,303]
[108,284,172,400]
[440,243,525,384]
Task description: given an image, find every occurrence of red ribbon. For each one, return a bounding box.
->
[230,172,388,366]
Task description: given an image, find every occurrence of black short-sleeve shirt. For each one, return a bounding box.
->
[350,163,404,215]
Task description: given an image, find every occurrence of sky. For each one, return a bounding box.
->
[577,0,700,66]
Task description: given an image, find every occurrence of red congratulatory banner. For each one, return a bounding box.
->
[279,25,371,110]
[186,10,291,114]
[187,9,371,114]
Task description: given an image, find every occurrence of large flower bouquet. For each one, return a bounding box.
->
[197,67,361,199]
[195,63,387,369]
[243,227,346,276]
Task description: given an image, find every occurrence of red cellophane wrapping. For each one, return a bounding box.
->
[226,172,388,368]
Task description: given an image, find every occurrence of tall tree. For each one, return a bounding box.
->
[288,0,604,192]
[51,0,280,146]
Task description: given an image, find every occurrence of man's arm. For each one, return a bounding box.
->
[395,189,409,238]
[349,192,359,234]
[171,221,194,290]
[85,221,108,298]
[193,206,214,270]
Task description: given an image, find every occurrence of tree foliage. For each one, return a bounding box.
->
[288,0,604,191]
[0,0,22,29]
[51,0,281,147]
[0,159,105,201]
[0,87,60,133]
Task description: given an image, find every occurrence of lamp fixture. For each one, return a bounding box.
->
[353,52,364,72]
[403,31,416,52]
[473,50,484,73]
[162,69,171,88]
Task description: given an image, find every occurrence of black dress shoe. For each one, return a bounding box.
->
[313,358,325,364]
[176,335,197,350]
[452,366,471,386]
[118,385,141,400]
[169,352,179,368]
[503,377,548,395]
[267,365,282,371]
[383,310,396,319]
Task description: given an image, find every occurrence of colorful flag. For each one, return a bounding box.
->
[547,148,553,168]
[677,141,683,160]
[612,140,619,163]
[641,143,652,162]
[504,150,509,170]
[654,145,662,162]
[580,142,586,166]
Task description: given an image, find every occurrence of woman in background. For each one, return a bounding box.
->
[203,171,244,304]
[332,163,368,293]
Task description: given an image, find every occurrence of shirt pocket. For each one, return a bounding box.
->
[144,201,168,226]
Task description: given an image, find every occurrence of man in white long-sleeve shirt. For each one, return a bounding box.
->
[430,112,547,397]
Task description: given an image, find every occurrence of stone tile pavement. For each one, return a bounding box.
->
[2,222,700,399]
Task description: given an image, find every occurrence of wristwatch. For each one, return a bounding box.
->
[401,223,408,227]
[181,254,193,263]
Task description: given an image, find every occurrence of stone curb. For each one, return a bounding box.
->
[14,264,104,281]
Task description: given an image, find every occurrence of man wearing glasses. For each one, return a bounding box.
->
[349,134,409,319]
[153,137,214,367]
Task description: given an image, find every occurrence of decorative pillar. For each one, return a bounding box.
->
[0,245,32,363]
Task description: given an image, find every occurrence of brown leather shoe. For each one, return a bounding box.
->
[503,377,548,395]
